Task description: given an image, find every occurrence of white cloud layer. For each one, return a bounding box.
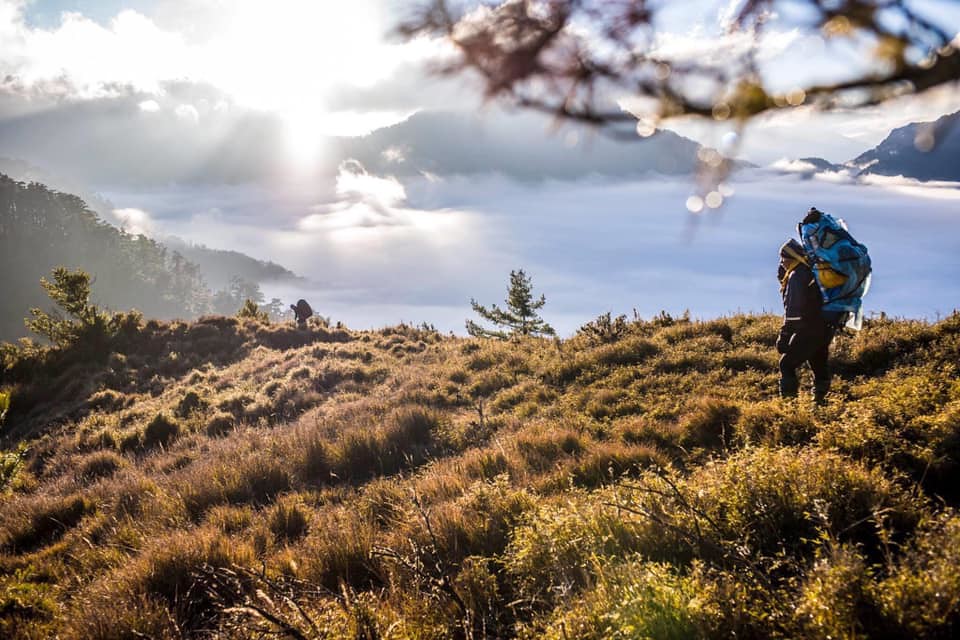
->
[110,206,156,236]
[103,169,960,334]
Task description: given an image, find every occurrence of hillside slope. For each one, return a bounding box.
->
[0,174,212,342]
[1,311,959,638]
[0,175,299,341]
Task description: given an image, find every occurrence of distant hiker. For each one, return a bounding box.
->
[776,237,834,404]
[290,299,313,329]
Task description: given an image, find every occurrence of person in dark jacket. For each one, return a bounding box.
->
[290,299,313,329]
[777,238,834,404]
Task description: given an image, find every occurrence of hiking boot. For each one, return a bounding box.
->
[779,375,799,399]
[813,380,830,406]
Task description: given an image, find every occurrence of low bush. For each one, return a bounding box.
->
[204,412,235,437]
[529,561,708,640]
[269,498,310,543]
[568,443,667,489]
[87,389,127,412]
[505,491,643,605]
[180,453,291,519]
[736,400,817,446]
[115,529,255,632]
[175,389,207,418]
[871,511,960,637]
[679,398,741,451]
[76,450,124,483]
[1,494,95,552]
[142,413,180,450]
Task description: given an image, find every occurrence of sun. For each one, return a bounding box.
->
[197,1,412,160]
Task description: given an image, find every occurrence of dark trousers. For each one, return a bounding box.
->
[778,321,834,401]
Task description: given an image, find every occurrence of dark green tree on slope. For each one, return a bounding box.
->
[467,269,555,339]
[26,267,110,347]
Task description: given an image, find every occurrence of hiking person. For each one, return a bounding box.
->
[776,237,834,404]
[290,299,313,329]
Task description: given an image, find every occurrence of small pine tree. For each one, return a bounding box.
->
[237,299,270,323]
[467,269,555,339]
[26,267,109,347]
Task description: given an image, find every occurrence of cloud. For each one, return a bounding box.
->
[138,99,160,112]
[0,0,453,122]
[174,103,199,124]
[97,167,960,334]
[651,26,801,65]
[298,161,468,245]
[0,4,192,98]
[110,207,156,236]
[770,159,821,173]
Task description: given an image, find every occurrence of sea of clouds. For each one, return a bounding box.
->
[105,165,960,336]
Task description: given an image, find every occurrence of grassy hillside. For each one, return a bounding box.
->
[1,310,959,638]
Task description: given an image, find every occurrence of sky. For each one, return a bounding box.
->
[1,0,958,333]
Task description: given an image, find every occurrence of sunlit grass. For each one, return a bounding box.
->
[0,311,958,637]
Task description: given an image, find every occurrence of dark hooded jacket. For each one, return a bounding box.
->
[782,262,822,323]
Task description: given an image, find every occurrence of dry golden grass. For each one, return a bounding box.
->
[0,311,958,638]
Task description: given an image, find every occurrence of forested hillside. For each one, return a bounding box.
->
[0,175,293,341]
[1,306,958,638]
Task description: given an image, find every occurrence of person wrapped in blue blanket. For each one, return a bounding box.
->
[776,237,834,404]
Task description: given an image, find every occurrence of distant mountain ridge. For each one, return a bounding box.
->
[850,111,960,181]
[770,111,960,182]
[337,109,739,180]
[163,237,298,291]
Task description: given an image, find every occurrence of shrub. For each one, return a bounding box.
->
[533,561,706,640]
[393,477,534,577]
[1,494,95,552]
[391,407,439,446]
[63,594,179,640]
[206,504,254,534]
[505,491,643,604]
[0,390,11,424]
[568,443,667,489]
[204,412,235,437]
[595,336,660,368]
[269,498,310,543]
[737,400,817,446]
[87,389,127,412]
[577,312,629,345]
[792,544,871,639]
[299,512,382,592]
[175,390,207,418]
[638,447,920,563]
[515,428,584,472]
[216,393,255,418]
[1,444,29,494]
[121,529,255,632]
[297,433,331,485]
[181,454,291,519]
[76,450,124,483]
[871,511,960,637]
[680,398,741,450]
[142,413,180,449]
[237,299,269,323]
[288,366,312,380]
